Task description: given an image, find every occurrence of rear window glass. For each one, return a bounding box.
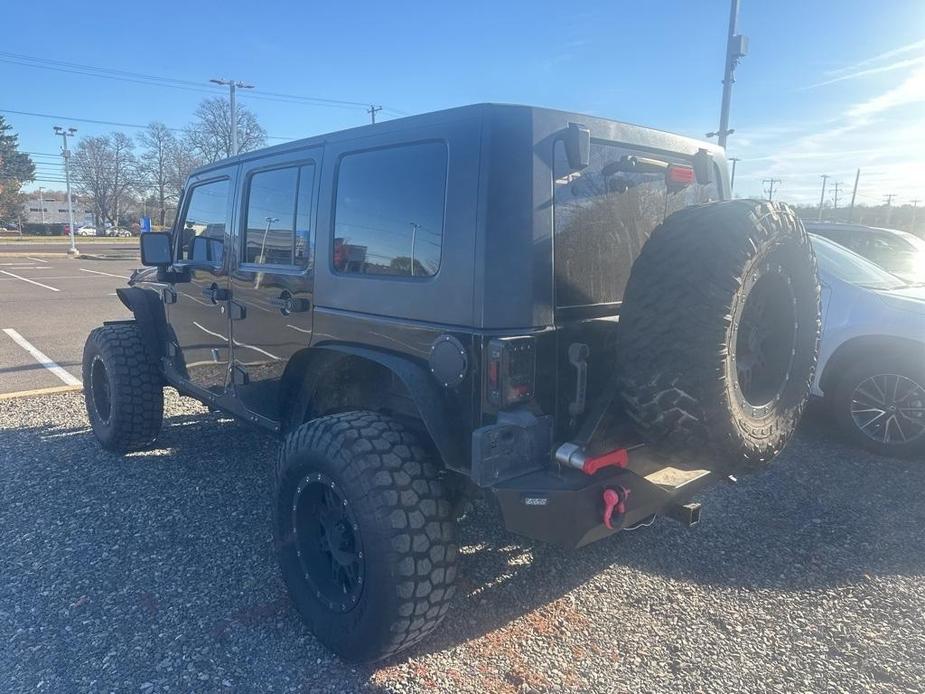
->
[553,140,719,308]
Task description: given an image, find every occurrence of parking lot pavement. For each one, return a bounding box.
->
[0,239,138,256]
[0,255,137,395]
[1,393,923,694]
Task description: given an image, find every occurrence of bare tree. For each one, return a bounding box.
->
[71,133,138,228]
[137,122,176,227]
[165,137,203,222]
[186,97,266,163]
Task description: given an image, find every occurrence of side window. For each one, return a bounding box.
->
[243,164,315,268]
[178,179,230,262]
[333,142,447,278]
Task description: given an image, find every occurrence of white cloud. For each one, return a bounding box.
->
[806,55,925,89]
[825,38,925,77]
[847,64,925,118]
[733,40,925,204]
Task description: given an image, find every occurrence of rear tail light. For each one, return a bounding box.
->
[486,336,536,408]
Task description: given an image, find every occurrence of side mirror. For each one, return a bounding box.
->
[189,235,224,265]
[140,232,172,267]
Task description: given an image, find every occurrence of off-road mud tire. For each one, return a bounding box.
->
[274,411,457,663]
[618,200,820,474]
[82,323,164,453]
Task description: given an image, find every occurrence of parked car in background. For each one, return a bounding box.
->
[810,234,925,457]
[106,227,132,237]
[805,221,925,284]
[76,226,98,236]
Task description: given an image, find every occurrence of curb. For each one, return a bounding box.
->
[0,384,83,401]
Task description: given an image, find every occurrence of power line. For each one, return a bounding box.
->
[0,107,295,141]
[0,51,406,115]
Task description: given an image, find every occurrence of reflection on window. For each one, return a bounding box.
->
[553,141,718,307]
[243,165,315,268]
[178,179,229,261]
[333,142,447,278]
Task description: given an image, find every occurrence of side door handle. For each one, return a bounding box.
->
[202,284,230,304]
[269,292,310,315]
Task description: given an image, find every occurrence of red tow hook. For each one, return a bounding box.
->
[602,486,630,530]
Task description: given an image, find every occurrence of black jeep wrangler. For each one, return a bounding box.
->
[82,104,820,662]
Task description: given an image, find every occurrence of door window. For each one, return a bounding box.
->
[177,178,230,262]
[333,142,447,278]
[243,164,315,268]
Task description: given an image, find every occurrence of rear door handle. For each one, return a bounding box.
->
[269,294,310,315]
[202,284,230,303]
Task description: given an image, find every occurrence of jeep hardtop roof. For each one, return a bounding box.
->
[188,102,724,178]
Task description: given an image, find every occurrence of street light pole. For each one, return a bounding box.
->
[728,157,740,193]
[210,78,255,156]
[54,126,78,256]
[707,0,748,148]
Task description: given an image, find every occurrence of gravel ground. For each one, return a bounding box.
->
[1,392,923,693]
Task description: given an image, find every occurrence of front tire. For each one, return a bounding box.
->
[274,411,457,663]
[82,323,164,452]
[831,357,925,457]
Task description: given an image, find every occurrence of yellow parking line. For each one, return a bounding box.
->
[0,384,83,400]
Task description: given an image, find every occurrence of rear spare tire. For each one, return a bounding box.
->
[618,200,820,474]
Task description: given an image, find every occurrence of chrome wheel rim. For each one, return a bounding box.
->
[850,373,925,445]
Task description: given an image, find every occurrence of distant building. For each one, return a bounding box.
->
[22,191,94,226]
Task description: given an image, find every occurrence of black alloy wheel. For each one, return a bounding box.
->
[291,472,365,613]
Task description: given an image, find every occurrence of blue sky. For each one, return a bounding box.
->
[3,0,923,205]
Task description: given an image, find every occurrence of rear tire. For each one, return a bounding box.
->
[831,357,925,458]
[618,200,820,474]
[82,323,164,452]
[274,411,457,663]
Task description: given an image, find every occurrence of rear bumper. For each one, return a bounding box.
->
[492,450,715,548]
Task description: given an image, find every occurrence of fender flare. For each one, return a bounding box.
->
[315,344,466,472]
[115,287,168,362]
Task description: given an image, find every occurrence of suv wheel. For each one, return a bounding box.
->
[82,323,164,452]
[618,200,821,474]
[274,411,457,663]
[831,357,925,457]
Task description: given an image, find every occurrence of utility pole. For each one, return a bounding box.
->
[910,199,920,236]
[728,157,741,193]
[762,178,781,201]
[884,193,895,226]
[54,126,78,256]
[209,78,254,156]
[832,181,841,213]
[817,174,829,221]
[707,0,748,148]
[367,105,382,124]
[38,186,45,224]
[848,168,860,222]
